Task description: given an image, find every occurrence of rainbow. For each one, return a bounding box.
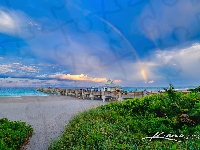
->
[97,16,148,83]
[141,69,147,83]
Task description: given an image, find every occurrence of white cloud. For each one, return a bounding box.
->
[148,80,154,84]
[0,64,14,73]
[21,66,36,72]
[0,8,40,36]
[48,73,121,83]
[148,43,200,83]
[0,63,38,74]
[0,10,15,34]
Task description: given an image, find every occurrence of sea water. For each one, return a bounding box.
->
[122,86,197,92]
[0,87,50,97]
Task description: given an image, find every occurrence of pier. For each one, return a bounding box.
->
[36,81,196,102]
[36,80,145,102]
[36,87,145,102]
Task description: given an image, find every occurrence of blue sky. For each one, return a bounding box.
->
[0,0,200,87]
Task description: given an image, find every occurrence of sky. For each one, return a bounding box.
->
[0,0,200,87]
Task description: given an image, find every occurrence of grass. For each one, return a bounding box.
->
[0,118,34,150]
[49,86,200,150]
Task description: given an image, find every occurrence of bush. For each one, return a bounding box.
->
[188,86,200,92]
[49,88,200,150]
[0,118,34,150]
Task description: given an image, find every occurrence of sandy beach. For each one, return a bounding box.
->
[0,96,105,150]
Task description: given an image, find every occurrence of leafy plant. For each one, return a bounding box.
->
[0,118,33,150]
[188,86,200,93]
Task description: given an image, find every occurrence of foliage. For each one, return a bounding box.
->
[49,85,200,150]
[0,118,33,150]
[188,86,200,92]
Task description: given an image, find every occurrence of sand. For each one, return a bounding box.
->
[0,96,106,150]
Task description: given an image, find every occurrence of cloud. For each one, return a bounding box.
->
[1,2,199,87]
[0,7,41,37]
[1,43,199,86]
[0,76,119,87]
[0,6,142,85]
[0,62,38,75]
[148,80,154,84]
[139,1,200,43]
[21,66,36,72]
[29,31,123,77]
[119,43,200,86]
[146,43,200,85]
[0,77,60,87]
[0,10,15,34]
[48,73,121,83]
[0,64,14,73]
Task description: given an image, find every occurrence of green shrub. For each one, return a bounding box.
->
[188,86,200,92]
[49,86,200,150]
[0,118,34,150]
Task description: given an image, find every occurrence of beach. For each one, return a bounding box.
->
[0,96,105,150]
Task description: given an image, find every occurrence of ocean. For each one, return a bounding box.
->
[0,86,197,97]
[0,87,50,97]
[122,86,196,92]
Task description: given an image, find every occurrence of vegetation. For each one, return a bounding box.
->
[49,85,200,149]
[0,118,33,150]
[188,86,200,92]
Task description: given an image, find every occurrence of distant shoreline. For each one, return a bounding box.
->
[0,85,198,89]
[0,86,198,98]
